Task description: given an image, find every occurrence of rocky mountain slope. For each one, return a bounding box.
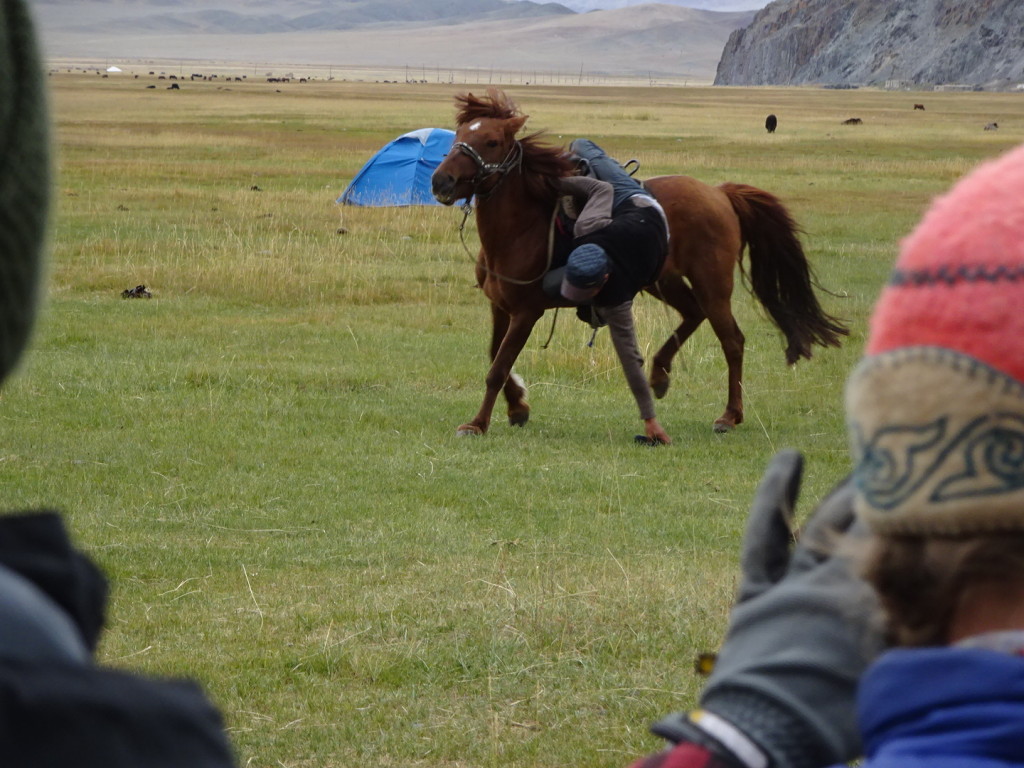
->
[716,0,1024,89]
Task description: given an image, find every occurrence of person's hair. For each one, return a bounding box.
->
[863,531,1024,647]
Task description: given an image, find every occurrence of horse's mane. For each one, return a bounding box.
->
[453,87,519,123]
[453,88,573,200]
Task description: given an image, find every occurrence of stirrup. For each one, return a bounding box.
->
[571,155,591,177]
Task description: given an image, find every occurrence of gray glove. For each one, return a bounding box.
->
[652,450,884,768]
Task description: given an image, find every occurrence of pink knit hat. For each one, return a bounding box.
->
[846,143,1024,535]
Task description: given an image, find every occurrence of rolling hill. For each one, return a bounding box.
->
[28,0,756,81]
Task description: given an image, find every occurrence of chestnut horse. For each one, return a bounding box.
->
[431,89,846,437]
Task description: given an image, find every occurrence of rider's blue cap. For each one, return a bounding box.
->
[561,243,609,303]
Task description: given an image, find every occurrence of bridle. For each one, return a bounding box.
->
[450,138,523,199]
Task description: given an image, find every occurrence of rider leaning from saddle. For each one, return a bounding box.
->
[554,138,672,445]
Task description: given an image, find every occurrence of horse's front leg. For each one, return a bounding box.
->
[458,308,542,436]
[487,303,531,427]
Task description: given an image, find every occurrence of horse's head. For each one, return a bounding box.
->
[431,90,529,205]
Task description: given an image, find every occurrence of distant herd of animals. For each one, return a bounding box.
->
[57,67,1011,132]
[53,68,313,91]
[765,105,1000,132]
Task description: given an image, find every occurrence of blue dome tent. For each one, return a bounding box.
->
[337,127,458,207]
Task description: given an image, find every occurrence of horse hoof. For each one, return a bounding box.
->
[650,369,670,399]
[712,419,735,434]
[456,424,484,437]
[508,407,530,427]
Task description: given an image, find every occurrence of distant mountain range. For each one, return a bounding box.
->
[27,0,757,81]
[30,0,576,34]
[32,0,1018,88]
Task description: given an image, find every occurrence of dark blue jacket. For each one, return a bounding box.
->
[848,646,1024,768]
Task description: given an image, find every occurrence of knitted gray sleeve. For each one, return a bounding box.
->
[599,300,657,421]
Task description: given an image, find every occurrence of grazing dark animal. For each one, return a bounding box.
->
[913,103,925,110]
[765,114,777,133]
[167,83,179,90]
[841,117,863,125]
[121,285,152,299]
[984,122,999,131]
[429,89,847,436]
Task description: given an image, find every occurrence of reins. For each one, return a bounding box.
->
[449,136,565,346]
[456,199,562,347]
[454,149,560,287]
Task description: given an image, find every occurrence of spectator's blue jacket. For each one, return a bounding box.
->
[848,646,1024,768]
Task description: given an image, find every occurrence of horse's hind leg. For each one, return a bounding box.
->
[646,276,706,399]
[650,278,744,432]
[490,304,530,427]
[702,298,745,433]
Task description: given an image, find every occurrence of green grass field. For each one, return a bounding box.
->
[3,71,1023,766]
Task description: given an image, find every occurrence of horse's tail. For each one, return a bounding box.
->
[720,182,848,364]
